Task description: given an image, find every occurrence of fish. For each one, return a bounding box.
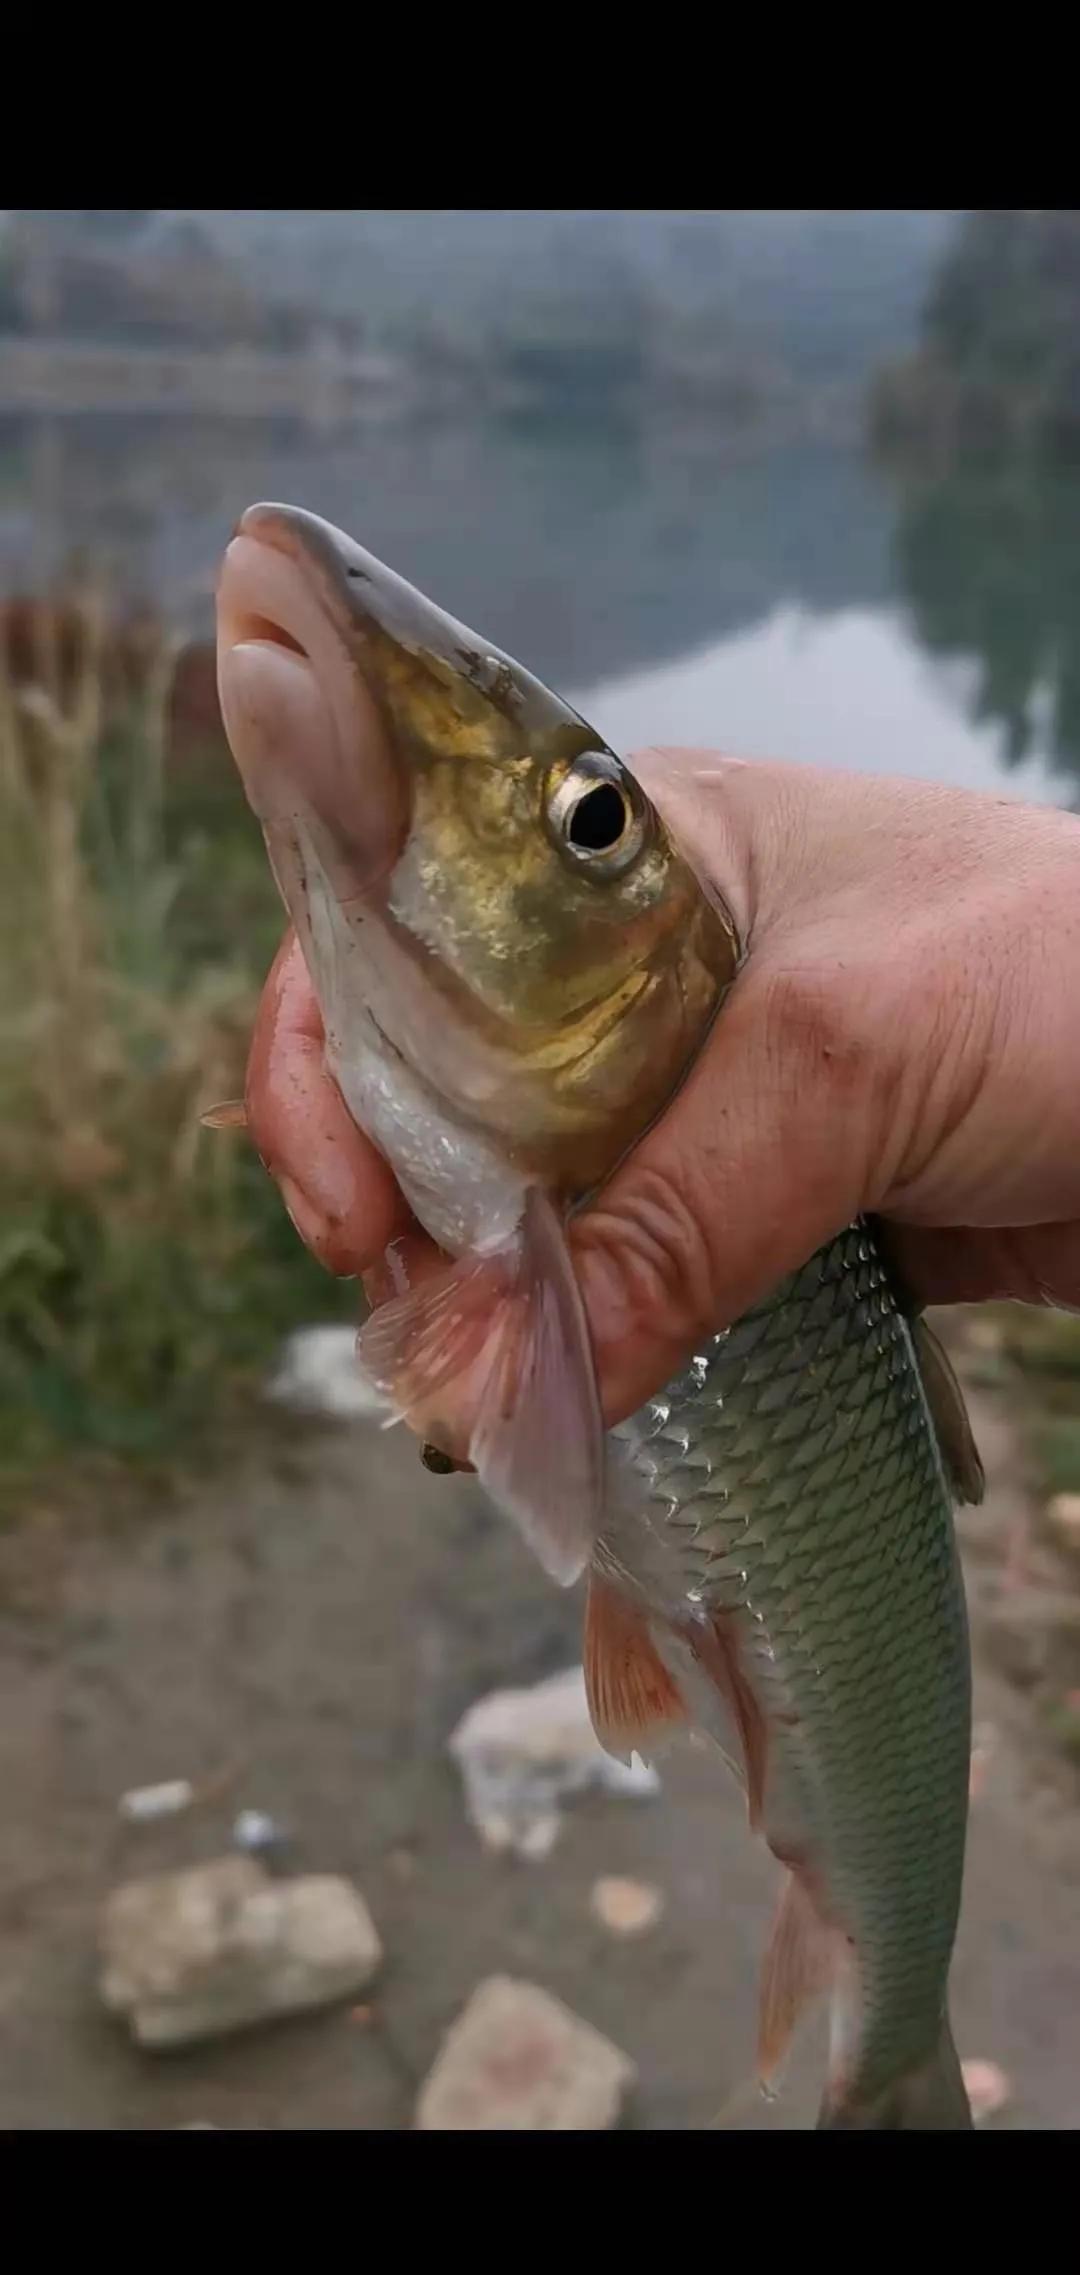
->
[216,503,737,1583]
[215,501,982,2131]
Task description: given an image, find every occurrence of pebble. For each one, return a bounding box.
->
[961,2058,1011,2125]
[968,1721,998,1803]
[590,1876,664,1936]
[1046,1493,1080,1552]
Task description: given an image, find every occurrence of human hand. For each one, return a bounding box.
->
[243,751,1080,1429]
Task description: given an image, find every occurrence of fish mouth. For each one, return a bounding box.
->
[215,503,409,898]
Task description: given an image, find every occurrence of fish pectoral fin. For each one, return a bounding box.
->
[681,1611,769,1830]
[584,1574,688,1765]
[759,1869,849,2093]
[199,1098,249,1131]
[912,1316,986,1507]
[356,1186,604,1588]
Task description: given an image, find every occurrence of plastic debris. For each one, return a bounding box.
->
[232,1809,286,1856]
[448,1666,659,1861]
[265,1325,390,1421]
[118,1779,196,1824]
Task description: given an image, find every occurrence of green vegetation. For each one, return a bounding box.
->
[0,589,353,1512]
[963,1305,1080,1759]
[977,1304,1080,1498]
[1031,1416,1080,1498]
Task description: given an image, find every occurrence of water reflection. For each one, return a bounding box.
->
[885,455,1080,799]
[573,604,1065,807]
[574,438,1080,811]
[0,415,892,685]
[1,407,1078,810]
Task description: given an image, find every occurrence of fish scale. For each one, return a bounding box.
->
[600,1217,971,2109]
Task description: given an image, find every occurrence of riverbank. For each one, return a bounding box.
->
[0,1336,1077,2130]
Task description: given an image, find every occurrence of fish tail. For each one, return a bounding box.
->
[817,2015,972,2131]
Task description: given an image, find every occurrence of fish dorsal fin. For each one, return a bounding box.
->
[911,1315,986,1508]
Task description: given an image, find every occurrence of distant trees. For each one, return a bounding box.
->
[870,210,1080,460]
[872,211,1080,793]
[0,211,349,354]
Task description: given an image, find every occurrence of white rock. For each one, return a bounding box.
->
[961,2057,1010,2124]
[1046,1492,1080,1551]
[448,1666,659,1860]
[590,1876,664,1936]
[416,1976,635,2130]
[265,1325,390,1422]
[100,1858,382,2048]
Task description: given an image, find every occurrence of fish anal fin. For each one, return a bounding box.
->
[584,1574,687,1765]
[357,1187,604,1588]
[913,1315,986,1507]
[759,1868,846,2091]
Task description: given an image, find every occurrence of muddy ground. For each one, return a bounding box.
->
[0,1360,1078,2131]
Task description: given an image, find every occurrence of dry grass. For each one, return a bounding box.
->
[0,582,350,1507]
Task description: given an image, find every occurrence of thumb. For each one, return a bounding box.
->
[568,760,881,1427]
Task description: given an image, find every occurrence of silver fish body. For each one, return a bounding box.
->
[591,1218,972,2129]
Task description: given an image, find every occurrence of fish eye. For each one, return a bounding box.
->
[566,781,628,852]
[546,750,649,876]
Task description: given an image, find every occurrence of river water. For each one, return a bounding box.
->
[2,409,1076,807]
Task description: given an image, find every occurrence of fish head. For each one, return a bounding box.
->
[216,502,739,1203]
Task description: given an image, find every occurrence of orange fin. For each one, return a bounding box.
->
[199,1098,249,1131]
[759,1869,842,2089]
[357,1187,604,1588]
[683,1612,769,1830]
[584,1574,687,1765]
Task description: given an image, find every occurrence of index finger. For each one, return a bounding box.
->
[245,928,411,1276]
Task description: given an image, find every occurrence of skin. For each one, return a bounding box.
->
[244,751,1080,1433]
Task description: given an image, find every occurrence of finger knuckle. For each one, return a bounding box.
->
[759,953,893,1096]
[584,1162,718,1348]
